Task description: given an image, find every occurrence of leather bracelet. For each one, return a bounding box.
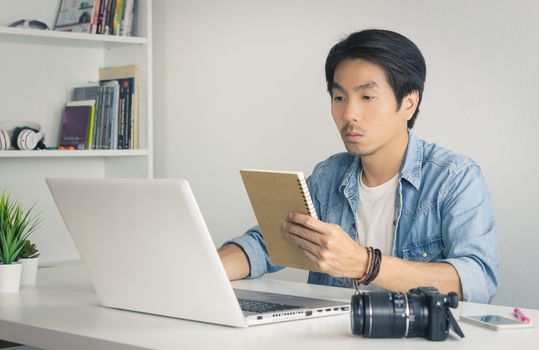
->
[362,248,382,285]
[355,246,382,286]
[355,246,372,285]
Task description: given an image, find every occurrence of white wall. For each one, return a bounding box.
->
[153,0,539,308]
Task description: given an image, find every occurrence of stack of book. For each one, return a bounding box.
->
[59,65,139,150]
[54,0,136,36]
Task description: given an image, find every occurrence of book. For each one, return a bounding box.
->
[91,0,102,33]
[72,85,104,149]
[97,0,108,33]
[125,0,135,36]
[102,80,120,149]
[59,100,95,150]
[121,0,134,36]
[54,0,99,33]
[240,169,320,272]
[112,0,124,35]
[99,65,139,149]
[104,0,116,34]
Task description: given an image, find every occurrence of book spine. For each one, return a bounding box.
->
[105,0,116,35]
[126,0,135,36]
[113,0,124,36]
[86,105,95,149]
[118,0,127,36]
[92,87,103,149]
[121,0,133,36]
[126,78,133,149]
[72,86,99,149]
[118,83,126,149]
[94,92,101,149]
[103,86,114,149]
[123,82,130,149]
[111,83,119,150]
[98,0,108,34]
[95,87,107,149]
[91,0,102,34]
[117,92,124,149]
[103,87,110,149]
[297,174,318,219]
[132,71,138,148]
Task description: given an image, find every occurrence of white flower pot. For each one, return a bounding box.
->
[0,262,22,292]
[19,257,39,286]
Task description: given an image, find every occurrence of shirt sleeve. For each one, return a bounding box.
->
[438,164,500,303]
[222,225,285,279]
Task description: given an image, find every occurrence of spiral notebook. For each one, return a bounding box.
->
[240,169,320,272]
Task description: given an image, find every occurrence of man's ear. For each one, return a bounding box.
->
[402,90,420,121]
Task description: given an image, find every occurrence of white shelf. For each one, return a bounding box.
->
[1,0,153,263]
[0,26,147,48]
[0,149,149,158]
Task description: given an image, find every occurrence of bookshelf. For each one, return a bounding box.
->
[0,25,148,46]
[0,149,150,158]
[0,0,153,262]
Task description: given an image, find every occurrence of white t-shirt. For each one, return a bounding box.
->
[356,171,399,256]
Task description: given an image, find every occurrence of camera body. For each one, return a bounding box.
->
[350,286,464,341]
[413,287,457,341]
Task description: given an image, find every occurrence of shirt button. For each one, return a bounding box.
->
[422,252,428,258]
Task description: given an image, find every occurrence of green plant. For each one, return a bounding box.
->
[19,239,40,259]
[0,191,42,264]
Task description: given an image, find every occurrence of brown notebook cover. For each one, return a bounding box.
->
[240,169,320,272]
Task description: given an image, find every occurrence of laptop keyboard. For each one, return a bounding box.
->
[238,298,303,313]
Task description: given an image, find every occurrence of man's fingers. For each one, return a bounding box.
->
[285,232,320,258]
[288,212,325,231]
[301,249,319,266]
[283,222,321,245]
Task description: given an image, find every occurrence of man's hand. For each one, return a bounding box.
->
[282,212,368,278]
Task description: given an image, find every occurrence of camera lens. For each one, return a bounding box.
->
[351,291,429,338]
[350,292,365,335]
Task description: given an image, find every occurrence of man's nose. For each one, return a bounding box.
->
[343,100,361,122]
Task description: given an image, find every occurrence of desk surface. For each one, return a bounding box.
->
[0,263,537,350]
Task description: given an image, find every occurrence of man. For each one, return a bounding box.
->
[218,29,500,303]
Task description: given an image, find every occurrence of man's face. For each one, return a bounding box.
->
[331,58,413,157]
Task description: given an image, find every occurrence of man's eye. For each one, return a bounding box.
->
[333,96,345,102]
[362,96,374,101]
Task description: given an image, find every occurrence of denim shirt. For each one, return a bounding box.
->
[227,132,500,303]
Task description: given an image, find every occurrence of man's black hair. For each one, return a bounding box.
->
[325,29,426,128]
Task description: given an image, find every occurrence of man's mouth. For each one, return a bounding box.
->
[344,131,364,142]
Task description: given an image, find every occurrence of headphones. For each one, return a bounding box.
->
[0,121,47,150]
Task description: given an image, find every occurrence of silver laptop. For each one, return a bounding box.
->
[46,178,349,327]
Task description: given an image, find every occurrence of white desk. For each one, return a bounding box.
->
[0,263,537,350]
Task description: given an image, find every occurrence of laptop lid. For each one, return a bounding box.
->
[47,178,248,327]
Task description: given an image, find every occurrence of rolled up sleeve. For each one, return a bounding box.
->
[439,164,500,303]
[222,225,285,279]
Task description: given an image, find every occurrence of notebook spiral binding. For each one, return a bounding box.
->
[297,175,318,219]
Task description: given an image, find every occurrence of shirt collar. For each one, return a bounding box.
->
[339,154,361,198]
[400,131,423,190]
[339,130,423,195]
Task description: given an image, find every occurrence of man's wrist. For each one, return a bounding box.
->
[354,246,382,285]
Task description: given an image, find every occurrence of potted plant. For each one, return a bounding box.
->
[18,239,40,286]
[0,191,42,292]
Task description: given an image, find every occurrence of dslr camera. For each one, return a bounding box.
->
[350,287,465,341]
